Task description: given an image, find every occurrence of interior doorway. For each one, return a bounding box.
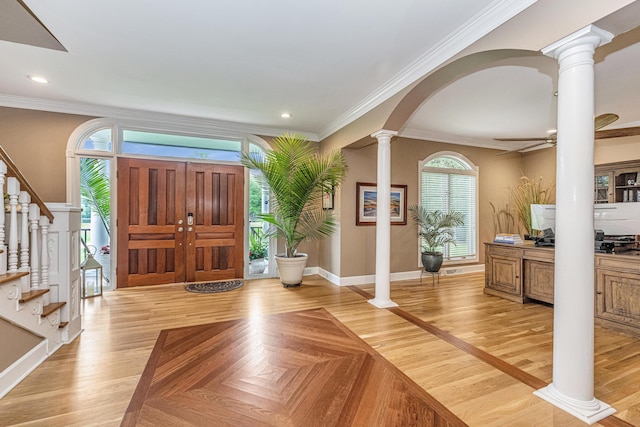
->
[116,157,244,287]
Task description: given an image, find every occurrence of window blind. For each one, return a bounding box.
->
[421,168,477,261]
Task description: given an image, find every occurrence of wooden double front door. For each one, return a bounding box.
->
[117,158,244,288]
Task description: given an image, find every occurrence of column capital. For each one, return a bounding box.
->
[371,129,398,140]
[542,25,613,60]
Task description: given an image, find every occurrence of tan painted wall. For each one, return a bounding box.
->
[519,136,640,191]
[337,137,524,277]
[0,107,93,202]
[595,137,640,165]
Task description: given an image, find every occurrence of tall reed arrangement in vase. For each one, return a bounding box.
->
[509,175,555,237]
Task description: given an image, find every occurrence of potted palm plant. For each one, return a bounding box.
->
[408,205,464,273]
[240,133,347,286]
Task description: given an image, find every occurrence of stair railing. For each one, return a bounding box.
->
[0,147,54,302]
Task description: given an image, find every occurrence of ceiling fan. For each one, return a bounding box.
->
[496,113,640,155]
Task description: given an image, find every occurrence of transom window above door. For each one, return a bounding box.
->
[121,130,242,162]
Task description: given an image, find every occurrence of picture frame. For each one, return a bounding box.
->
[322,186,334,210]
[356,182,407,226]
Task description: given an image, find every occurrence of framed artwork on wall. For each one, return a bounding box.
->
[356,182,407,225]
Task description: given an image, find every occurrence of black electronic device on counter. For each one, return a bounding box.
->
[534,228,555,247]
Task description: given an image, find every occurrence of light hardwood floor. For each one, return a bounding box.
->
[1,272,639,426]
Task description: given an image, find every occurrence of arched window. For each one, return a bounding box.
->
[419,152,478,263]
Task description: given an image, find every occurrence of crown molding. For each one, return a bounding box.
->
[317,0,539,141]
[399,127,527,151]
[0,94,320,141]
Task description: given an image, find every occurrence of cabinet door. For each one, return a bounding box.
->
[524,260,554,304]
[596,269,640,328]
[487,255,522,296]
[594,172,613,204]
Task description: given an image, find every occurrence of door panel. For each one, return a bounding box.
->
[186,163,244,282]
[117,158,244,288]
[117,158,186,287]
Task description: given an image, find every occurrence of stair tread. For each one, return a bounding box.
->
[20,289,50,303]
[0,271,29,285]
[41,302,66,317]
[58,321,69,328]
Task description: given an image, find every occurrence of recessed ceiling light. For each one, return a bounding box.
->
[28,75,49,84]
[280,113,292,118]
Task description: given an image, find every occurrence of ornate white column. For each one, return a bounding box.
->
[369,130,398,308]
[535,25,615,424]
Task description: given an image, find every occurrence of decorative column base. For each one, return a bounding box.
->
[368,298,398,309]
[535,384,615,425]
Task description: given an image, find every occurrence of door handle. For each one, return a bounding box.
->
[178,227,184,232]
[188,226,193,232]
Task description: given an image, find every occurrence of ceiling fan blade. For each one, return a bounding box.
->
[594,113,619,130]
[595,126,640,140]
[497,140,555,156]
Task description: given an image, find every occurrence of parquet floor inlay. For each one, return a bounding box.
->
[121,308,466,427]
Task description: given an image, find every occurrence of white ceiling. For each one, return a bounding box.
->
[1,1,639,147]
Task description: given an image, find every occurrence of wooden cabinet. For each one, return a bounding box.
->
[485,243,555,304]
[595,160,640,203]
[595,269,640,334]
[485,244,523,303]
[485,243,640,336]
[595,254,640,335]
[524,260,554,304]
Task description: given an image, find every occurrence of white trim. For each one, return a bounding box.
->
[0,340,48,399]
[399,128,513,150]
[317,264,484,287]
[318,0,539,140]
[534,385,615,425]
[0,95,319,142]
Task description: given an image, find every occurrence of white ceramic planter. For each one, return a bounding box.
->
[248,258,266,274]
[275,253,308,286]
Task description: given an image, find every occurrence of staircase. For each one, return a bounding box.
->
[0,147,81,399]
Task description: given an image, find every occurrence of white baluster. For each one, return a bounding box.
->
[7,177,19,273]
[39,215,50,303]
[29,204,40,289]
[0,161,7,275]
[19,191,31,274]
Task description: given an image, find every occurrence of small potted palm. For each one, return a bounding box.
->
[240,133,347,286]
[408,205,464,273]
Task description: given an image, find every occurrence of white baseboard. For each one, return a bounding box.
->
[317,264,485,286]
[0,340,48,399]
